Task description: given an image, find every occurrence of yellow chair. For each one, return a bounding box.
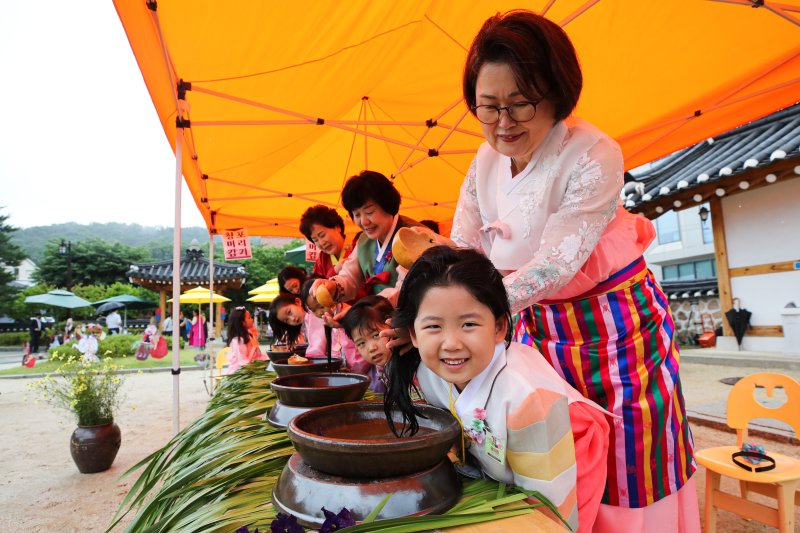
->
[212,347,231,391]
[695,372,800,532]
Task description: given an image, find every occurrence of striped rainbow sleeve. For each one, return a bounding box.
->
[507,389,578,531]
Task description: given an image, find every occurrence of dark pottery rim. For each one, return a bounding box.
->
[270,372,370,407]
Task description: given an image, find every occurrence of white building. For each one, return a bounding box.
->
[3,257,37,289]
[627,103,800,354]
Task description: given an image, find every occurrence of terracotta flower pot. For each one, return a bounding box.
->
[70,421,122,474]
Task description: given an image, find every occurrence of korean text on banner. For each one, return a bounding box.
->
[305,241,318,263]
[223,229,252,260]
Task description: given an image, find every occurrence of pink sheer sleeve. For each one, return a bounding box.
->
[504,138,624,314]
[329,242,365,302]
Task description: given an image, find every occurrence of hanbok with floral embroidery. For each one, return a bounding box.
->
[451,118,699,531]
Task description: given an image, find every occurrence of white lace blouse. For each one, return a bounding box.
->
[451,118,642,314]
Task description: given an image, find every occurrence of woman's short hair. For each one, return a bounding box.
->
[341,170,401,217]
[299,205,346,241]
[462,10,582,123]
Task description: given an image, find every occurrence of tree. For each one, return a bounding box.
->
[0,210,27,317]
[34,239,150,288]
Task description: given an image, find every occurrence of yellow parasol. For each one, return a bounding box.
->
[168,286,231,304]
[247,278,280,295]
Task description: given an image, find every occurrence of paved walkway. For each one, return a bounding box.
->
[3,346,798,443]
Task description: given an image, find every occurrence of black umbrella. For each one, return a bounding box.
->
[725,306,752,347]
[95,301,126,315]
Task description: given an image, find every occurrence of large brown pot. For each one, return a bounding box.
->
[70,422,122,474]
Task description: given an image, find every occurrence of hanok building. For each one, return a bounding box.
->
[625,103,800,355]
[127,240,247,336]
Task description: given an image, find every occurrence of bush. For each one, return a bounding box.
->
[98,334,138,358]
[0,332,29,347]
[166,336,185,350]
[49,343,81,360]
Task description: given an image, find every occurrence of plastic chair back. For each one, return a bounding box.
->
[726,373,800,446]
[216,347,231,371]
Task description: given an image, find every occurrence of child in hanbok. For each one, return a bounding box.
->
[77,324,102,363]
[340,295,395,393]
[267,293,324,355]
[300,278,370,375]
[225,307,266,374]
[385,247,610,532]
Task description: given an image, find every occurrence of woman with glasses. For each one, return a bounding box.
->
[450,10,699,533]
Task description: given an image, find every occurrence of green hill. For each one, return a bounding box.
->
[10,223,292,263]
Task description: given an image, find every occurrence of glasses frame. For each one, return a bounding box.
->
[470,99,543,125]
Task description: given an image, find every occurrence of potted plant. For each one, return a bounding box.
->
[28,352,125,473]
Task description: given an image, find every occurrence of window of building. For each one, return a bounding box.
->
[663,265,678,280]
[661,259,717,282]
[695,259,714,279]
[678,263,695,280]
[656,210,680,244]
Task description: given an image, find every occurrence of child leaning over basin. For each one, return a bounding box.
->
[299,278,371,375]
[384,246,612,532]
[340,295,395,393]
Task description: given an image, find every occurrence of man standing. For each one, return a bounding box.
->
[162,312,173,338]
[29,312,42,354]
[107,309,122,335]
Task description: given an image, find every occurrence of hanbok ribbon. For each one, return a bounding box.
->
[363,271,391,294]
[480,220,512,240]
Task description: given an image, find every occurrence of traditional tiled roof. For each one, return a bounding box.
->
[660,278,718,301]
[127,245,247,288]
[624,103,800,218]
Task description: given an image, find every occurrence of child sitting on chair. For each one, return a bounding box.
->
[340,295,394,393]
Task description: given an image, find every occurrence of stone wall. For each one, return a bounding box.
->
[669,297,722,343]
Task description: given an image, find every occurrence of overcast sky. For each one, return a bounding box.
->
[0,2,206,229]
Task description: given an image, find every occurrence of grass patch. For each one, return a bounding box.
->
[0,349,209,376]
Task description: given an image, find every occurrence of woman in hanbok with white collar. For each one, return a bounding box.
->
[444,10,699,532]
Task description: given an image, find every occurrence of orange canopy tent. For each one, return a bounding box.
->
[114,0,799,238]
[114,0,799,432]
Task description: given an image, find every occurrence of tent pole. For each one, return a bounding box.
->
[209,234,215,341]
[171,126,184,436]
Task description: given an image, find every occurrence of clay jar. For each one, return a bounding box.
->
[70,422,122,474]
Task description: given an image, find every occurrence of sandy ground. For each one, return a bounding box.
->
[0,363,797,532]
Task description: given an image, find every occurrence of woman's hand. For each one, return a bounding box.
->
[311,278,337,308]
[324,303,350,328]
[379,319,413,355]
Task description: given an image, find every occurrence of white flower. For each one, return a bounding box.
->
[556,234,583,262]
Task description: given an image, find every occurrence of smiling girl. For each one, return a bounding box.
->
[385,247,610,532]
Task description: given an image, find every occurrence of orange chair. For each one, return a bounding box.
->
[695,373,800,532]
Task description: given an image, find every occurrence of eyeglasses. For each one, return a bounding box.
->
[471,100,541,125]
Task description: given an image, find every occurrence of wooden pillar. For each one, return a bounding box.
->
[710,197,733,336]
[215,304,223,338]
[159,289,166,328]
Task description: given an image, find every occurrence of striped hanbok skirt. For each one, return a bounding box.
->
[514,257,696,508]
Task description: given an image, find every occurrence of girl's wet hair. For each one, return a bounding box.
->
[384,246,512,436]
[340,295,394,341]
[226,307,251,346]
[268,293,303,345]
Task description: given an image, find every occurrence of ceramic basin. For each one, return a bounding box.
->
[271,356,343,377]
[288,402,460,478]
[270,373,369,408]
